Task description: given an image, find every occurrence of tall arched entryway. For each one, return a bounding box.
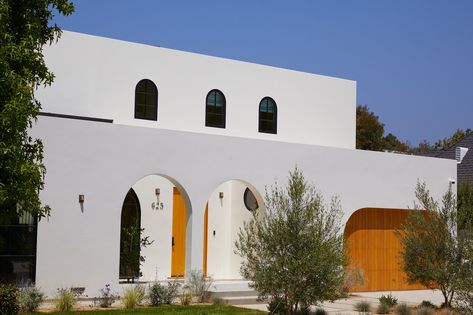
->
[119,188,141,281]
[344,208,425,291]
[203,180,264,279]
[119,174,191,281]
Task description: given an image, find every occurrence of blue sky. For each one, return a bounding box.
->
[52,0,473,146]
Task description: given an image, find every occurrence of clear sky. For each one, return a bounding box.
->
[52,0,473,146]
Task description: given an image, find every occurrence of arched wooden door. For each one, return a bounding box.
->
[344,208,425,291]
[171,187,186,277]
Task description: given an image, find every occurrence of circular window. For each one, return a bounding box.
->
[244,188,258,211]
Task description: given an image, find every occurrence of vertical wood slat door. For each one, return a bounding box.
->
[171,187,186,277]
[203,203,208,276]
[344,208,425,292]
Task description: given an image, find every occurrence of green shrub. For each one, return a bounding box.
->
[396,303,412,315]
[19,286,45,312]
[211,296,224,305]
[0,283,19,315]
[163,280,181,304]
[121,285,145,309]
[297,304,310,315]
[148,282,166,306]
[416,306,434,315]
[267,296,289,315]
[314,308,328,315]
[94,284,117,308]
[180,290,192,306]
[419,300,437,309]
[376,303,391,314]
[185,269,213,303]
[55,288,76,312]
[354,300,371,313]
[379,293,398,307]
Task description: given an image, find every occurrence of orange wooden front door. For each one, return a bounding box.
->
[203,203,208,276]
[171,187,186,277]
[344,208,425,292]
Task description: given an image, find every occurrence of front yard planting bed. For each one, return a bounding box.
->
[24,305,266,315]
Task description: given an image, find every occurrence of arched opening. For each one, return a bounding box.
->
[119,174,192,281]
[344,208,425,292]
[258,96,277,134]
[119,188,141,281]
[203,180,265,279]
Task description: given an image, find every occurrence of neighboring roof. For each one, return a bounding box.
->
[419,133,473,184]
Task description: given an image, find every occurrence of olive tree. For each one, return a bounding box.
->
[235,168,346,315]
[398,181,473,308]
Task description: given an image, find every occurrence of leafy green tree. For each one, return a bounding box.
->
[397,182,472,308]
[235,168,346,315]
[383,133,410,152]
[356,105,385,151]
[0,0,74,224]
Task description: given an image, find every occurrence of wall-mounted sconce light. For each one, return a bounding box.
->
[449,179,456,185]
[79,194,84,203]
[219,192,224,199]
[152,188,164,210]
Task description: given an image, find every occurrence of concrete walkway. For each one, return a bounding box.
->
[240,289,444,314]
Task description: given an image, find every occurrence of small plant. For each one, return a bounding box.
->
[148,282,166,306]
[94,284,118,308]
[180,290,192,306]
[416,306,434,315]
[212,296,224,305]
[376,303,391,314]
[267,296,289,315]
[396,303,412,315]
[0,283,20,315]
[419,301,437,309]
[314,307,328,315]
[121,285,145,309]
[379,293,398,307]
[55,288,77,312]
[185,269,213,303]
[19,286,45,312]
[355,300,371,313]
[163,280,181,304]
[297,303,310,315]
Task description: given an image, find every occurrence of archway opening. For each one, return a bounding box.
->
[119,174,191,282]
[344,208,425,292]
[203,180,264,279]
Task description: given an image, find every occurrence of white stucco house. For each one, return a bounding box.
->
[0,31,456,295]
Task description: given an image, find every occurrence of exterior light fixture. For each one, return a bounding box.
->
[155,188,161,196]
[219,192,224,199]
[79,194,84,203]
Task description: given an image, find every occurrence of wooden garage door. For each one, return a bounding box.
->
[344,208,425,292]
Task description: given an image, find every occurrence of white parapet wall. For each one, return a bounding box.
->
[36,31,356,149]
[32,116,456,296]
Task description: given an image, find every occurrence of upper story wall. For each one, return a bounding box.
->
[37,31,356,149]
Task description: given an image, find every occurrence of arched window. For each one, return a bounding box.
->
[205,89,226,128]
[135,79,158,121]
[259,97,277,134]
[119,188,141,281]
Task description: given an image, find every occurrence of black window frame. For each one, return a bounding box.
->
[134,79,158,121]
[258,96,278,134]
[205,89,226,128]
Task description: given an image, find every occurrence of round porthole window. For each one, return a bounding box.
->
[244,188,258,211]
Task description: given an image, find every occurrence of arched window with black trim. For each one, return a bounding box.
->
[135,79,158,121]
[259,97,277,134]
[205,89,226,128]
[119,188,141,281]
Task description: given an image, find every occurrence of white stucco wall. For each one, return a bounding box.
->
[36,31,356,149]
[32,116,456,296]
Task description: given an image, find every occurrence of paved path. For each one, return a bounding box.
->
[240,289,444,314]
